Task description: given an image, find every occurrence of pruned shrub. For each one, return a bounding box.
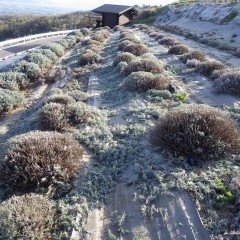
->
[113,52,136,67]
[68,30,83,37]
[123,71,169,92]
[168,44,189,55]
[120,37,141,44]
[56,39,70,49]
[46,94,75,105]
[213,71,240,95]
[149,31,159,37]
[0,194,57,239]
[11,60,41,80]
[180,51,205,64]
[124,58,163,76]
[43,43,65,57]
[196,61,225,77]
[79,52,102,65]
[0,72,29,91]
[159,37,180,47]
[26,52,52,69]
[39,103,68,131]
[151,104,240,160]
[82,39,101,46]
[122,43,148,56]
[80,27,91,36]
[0,89,25,114]
[92,34,105,42]
[68,102,100,125]
[68,90,88,102]
[118,40,132,51]
[155,34,166,41]
[186,59,200,68]
[85,44,101,53]
[33,49,58,62]
[115,61,128,72]
[0,131,83,194]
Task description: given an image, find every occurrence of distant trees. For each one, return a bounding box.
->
[0,12,95,41]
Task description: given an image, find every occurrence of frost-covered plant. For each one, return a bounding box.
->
[0,131,83,194]
[92,33,105,42]
[39,102,68,131]
[211,68,238,80]
[11,60,41,80]
[113,52,136,67]
[151,104,240,160]
[80,27,91,36]
[214,70,240,95]
[123,71,169,92]
[145,89,173,102]
[85,44,101,53]
[180,51,205,64]
[124,58,163,75]
[79,52,102,65]
[68,90,88,102]
[186,59,200,68]
[82,39,101,46]
[46,94,75,105]
[122,43,148,56]
[0,194,57,240]
[115,61,128,72]
[67,30,83,37]
[118,40,132,51]
[0,88,25,114]
[120,37,141,44]
[159,37,180,47]
[196,61,225,77]
[32,49,58,62]
[43,43,65,57]
[149,31,159,37]
[25,52,52,68]
[155,33,167,41]
[168,44,189,55]
[56,39,70,49]
[68,102,101,125]
[0,72,28,91]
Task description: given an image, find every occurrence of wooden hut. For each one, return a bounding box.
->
[92,4,138,28]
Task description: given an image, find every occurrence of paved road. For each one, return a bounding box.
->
[0,35,65,71]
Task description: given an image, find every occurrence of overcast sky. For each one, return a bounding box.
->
[25,0,176,10]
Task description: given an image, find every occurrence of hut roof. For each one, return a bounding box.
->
[92,4,135,15]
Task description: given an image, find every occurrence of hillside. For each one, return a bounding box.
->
[155,2,240,55]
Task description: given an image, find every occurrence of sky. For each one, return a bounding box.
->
[13,0,176,10]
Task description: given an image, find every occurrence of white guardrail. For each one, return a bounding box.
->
[0,30,75,50]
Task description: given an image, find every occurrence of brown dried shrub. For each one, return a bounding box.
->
[113,25,124,32]
[123,71,170,92]
[186,59,200,68]
[79,52,102,65]
[124,58,163,76]
[151,104,240,160]
[120,31,135,39]
[168,44,190,55]
[0,194,57,240]
[213,70,240,95]
[196,60,225,76]
[82,39,101,46]
[159,37,180,47]
[39,102,68,131]
[149,31,159,37]
[113,52,136,67]
[92,34,105,42]
[155,34,167,41]
[85,44,101,53]
[118,40,133,51]
[122,43,148,56]
[180,51,205,64]
[0,131,83,194]
[120,37,141,44]
[46,94,75,105]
